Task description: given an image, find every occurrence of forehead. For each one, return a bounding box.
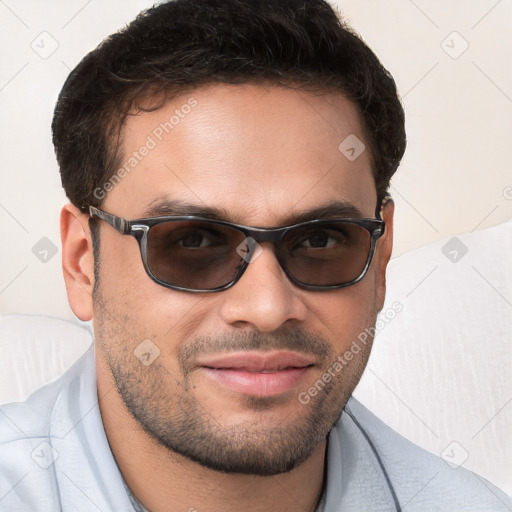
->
[103,83,377,223]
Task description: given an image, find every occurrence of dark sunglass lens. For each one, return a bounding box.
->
[147,221,246,289]
[283,222,371,286]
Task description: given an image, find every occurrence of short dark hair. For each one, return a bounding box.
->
[52,0,406,215]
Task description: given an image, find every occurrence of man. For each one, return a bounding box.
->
[0,0,510,510]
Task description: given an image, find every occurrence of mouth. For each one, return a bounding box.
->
[197,351,315,397]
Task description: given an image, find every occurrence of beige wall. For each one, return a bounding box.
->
[0,0,511,319]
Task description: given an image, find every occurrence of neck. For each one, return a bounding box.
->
[97,359,327,512]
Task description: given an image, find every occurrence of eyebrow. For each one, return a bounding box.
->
[279,201,365,225]
[141,198,366,226]
[142,200,233,221]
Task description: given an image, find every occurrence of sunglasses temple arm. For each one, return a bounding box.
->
[89,206,130,235]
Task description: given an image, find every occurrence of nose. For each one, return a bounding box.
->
[218,243,308,332]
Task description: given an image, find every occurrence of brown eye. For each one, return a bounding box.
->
[178,232,210,248]
[301,231,338,248]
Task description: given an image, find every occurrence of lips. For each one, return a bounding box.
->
[197,351,315,397]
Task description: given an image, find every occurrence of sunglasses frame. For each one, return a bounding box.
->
[89,206,385,293]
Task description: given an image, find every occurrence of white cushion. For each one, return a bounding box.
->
[0,314,92,404]
[354,218,512,495]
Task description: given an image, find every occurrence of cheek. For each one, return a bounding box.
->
[95,234,216,355]
[305,279,378,353]
[98,230,145,281]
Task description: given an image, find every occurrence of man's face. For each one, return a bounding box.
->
[92,84,391,475]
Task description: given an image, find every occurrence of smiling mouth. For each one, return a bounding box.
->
[197,351,315,397]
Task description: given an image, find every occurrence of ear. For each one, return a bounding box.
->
[60,204,95,321]
[374,197,394,312]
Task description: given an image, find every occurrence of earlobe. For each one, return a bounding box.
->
[374,197,395,311]
[60,204,95,321]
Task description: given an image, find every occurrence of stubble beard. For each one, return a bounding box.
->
[93,279,375,476]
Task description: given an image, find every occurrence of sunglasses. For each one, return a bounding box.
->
[89,206,385,293]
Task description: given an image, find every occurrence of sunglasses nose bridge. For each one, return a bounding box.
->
[232,231,293,291]
[233,228,290,286]
[240,227,287,261]
[243,226,285,246]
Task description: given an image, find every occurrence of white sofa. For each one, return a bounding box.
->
[355,218,512,495]
[1,219,511,495]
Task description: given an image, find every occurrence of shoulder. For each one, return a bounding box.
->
[331,397,512,511]
[0,347,96,511]
[0,345,96,441]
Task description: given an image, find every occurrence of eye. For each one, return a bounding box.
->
[295,229,348,250]
[301,231,339,248]
[178,231,212,248]
[155,224,230,251]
